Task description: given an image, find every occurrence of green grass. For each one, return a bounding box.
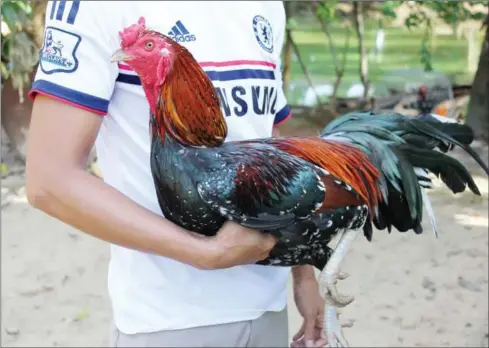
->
[287,18,483,105]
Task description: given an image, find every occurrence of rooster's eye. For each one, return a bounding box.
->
[145,41,154,50]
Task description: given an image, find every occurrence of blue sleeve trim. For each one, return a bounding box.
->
[50,1,58,20]
[50,0,80,24]
[274,105,292,125]
[29,80,109,115]
[67,0,80,25]
[56,0,66,21]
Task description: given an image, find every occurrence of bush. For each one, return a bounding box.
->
[1,0,39,102]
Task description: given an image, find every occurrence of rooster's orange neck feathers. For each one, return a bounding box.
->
[152,46,227,147]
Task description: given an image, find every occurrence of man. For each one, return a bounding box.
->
[26,1,325,347]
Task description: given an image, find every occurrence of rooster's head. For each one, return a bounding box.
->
[111,17,227,147]
[111,17,179,112]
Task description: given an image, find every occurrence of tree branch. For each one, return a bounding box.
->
[282,2,292,96]
[353,1,369,99]
[313,2,340,75]
[287,30,321,105]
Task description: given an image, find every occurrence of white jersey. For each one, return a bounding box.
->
[29,1,292,334]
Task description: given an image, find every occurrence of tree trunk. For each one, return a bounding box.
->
[287,30,321,105]
[311,1,353,111]
[330,28,351,110]
[1,71,36,161]
[27,0,48,47]
[282,1,292,96]
[313,4,340,75]
[353,2,369,99]
[466,15,489,142]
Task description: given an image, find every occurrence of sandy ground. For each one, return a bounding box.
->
[2,131,488,347]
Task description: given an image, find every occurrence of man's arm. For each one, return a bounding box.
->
[26,96,216,268]
[27,96,278,269]
[26,2,215,268]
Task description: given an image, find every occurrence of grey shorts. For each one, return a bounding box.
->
[110,307,289,347]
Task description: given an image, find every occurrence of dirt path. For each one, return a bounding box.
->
[2,134,488,347]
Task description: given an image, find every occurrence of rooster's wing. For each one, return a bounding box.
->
[196,142,327,230]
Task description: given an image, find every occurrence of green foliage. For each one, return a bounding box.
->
[314,0,353,24]
[1,0,32,30]
[1,0,39,97]
[315,0,339,22]
[380,2,399,19]
[420,21,433,72]
[286,16,299,31]
[424,1,488,24]
[285,21,478,103]
[403,1,488,72]
[405,1,488,27]
[405,12,427,30]
[283,1,487,103]
[303,0,487,76]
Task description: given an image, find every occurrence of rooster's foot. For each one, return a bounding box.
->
[319,229,360,345]
[324,305,354,348]
[322,271,354,307]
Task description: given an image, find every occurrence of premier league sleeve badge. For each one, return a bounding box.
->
[39,27,81,75]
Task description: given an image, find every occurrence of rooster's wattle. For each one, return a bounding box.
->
[111,18,489,347]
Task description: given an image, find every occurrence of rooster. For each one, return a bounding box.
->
[111,18,489,347]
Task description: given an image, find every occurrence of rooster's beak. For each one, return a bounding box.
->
[111,49,133,63]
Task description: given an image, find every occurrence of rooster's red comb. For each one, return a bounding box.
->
[119,17,146,49]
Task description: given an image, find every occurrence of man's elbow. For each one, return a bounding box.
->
[25,160,63,210]
[25,170,51,210]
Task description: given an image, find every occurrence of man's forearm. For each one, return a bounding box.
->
[27,168,213,268]
[292,265,316,281]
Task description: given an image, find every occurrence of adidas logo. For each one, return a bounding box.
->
[167,20,196,43]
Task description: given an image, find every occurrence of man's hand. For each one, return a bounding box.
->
[197,221,278,270]
[291,266,326,348]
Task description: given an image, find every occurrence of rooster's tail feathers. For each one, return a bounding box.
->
[322,111,488,175]
[421,188,438,238]
[320,111,487,236]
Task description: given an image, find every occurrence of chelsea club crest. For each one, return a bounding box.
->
[253,15,273,54]
[39,26,81,74]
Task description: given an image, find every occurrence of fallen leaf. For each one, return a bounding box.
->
[73,309,89,322]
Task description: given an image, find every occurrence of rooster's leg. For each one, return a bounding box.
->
[319,228,360,347]
[319,229,359,307]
